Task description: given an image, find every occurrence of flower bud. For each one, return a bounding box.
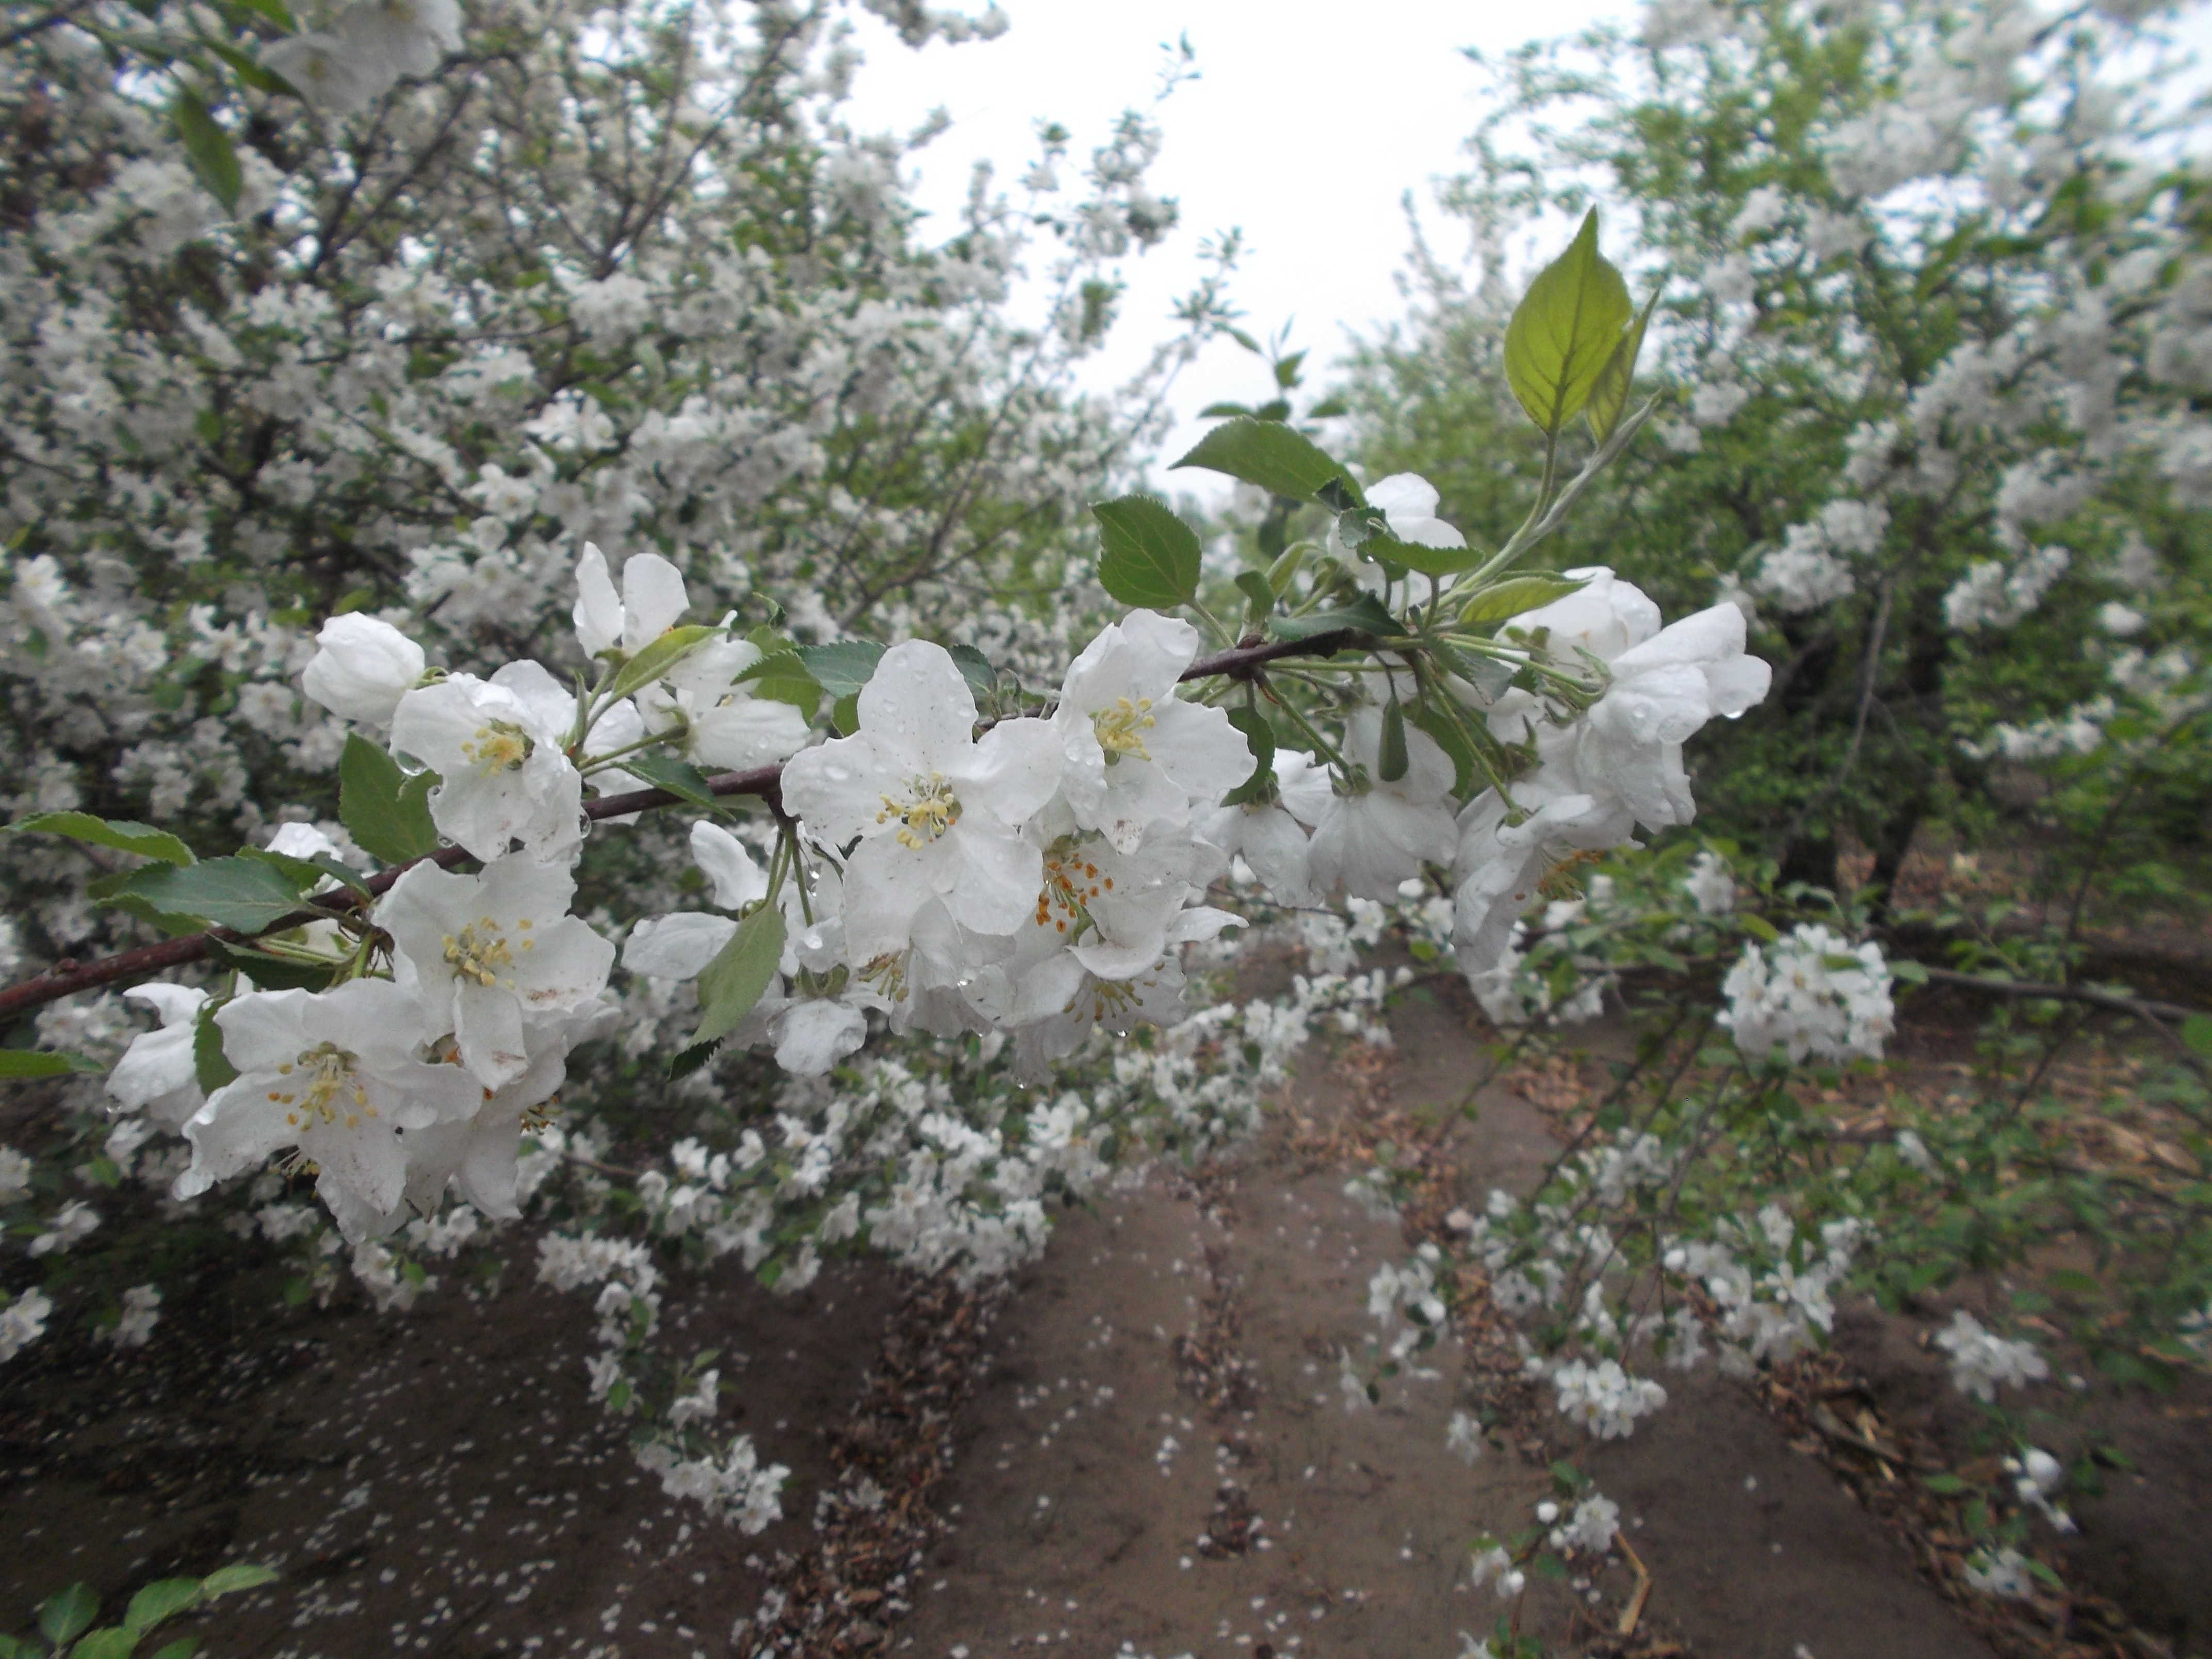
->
[302,614,427,726]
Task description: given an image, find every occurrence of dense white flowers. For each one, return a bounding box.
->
[1719,923,1896,1063]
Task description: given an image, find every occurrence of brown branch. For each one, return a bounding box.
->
[1915,966,2208,1072]
[0,630,1363,1024]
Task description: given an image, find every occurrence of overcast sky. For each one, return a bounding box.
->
[845,0,1634,477]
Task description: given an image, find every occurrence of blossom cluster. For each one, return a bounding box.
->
[1718,923,1896,1065]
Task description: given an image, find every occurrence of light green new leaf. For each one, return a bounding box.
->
[338,735,439,867]
[603,625,721,705]
[691,905,787,1047]
[107,857,307,934]
[145,1641,201,1659]
[734,652,822,715]
[39,1585,100,1648]
[1357,527,1483,578]
[794,640,886,698]
[1169,417,1360,505]
[170,89,241,214]
[1585,287,1661,443]
[10,810,195,867]
[0,1048,105,1079]
[1503,209,1633,437]
[621,754,718,809]
[1092,496,1200,610]
[198,1566,280,1599]
[1458,574,1590,627]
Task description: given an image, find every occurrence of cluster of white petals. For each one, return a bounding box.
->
[1719,923,1896,1063]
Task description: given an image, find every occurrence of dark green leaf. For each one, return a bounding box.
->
[1460,575,1590,627]
[795,640,886,697]
[9,811,195,867]
[621,754,717,809]
[1921,1472,1970,1495]
[170,89,241,214]
[40,1585,99,1647]
[126,1577,204,1639]
[603,625,721,704]
[0,1633,35,1659]
[2182,1015,2212,1058]
[1267,594,1400,644]
[69,1629,138,1659]
[0,1048,105,1079]
[829,693,861,736]
[1585,287,1661,443]
[691,905,786,1047]
[339,735,439,867]
[107,857,306,934]
[146,1638,199,1659]
[204,40,290,95]
[1220,705,1276,805]
[1092,495,1201,610]
[946,643,997,702]
[667,1037,724,1080]
[1357,526,1481,578]
[193,1005,238,1095]
[1738,913,1781,944]
[1407,705,1478,797]
[197,1566,279,1599]
[204,940,339,993]
[1169,417,1359,505]
[734,652,821,716]
[1233,570,1273,624]
[1378,698,1409,784]
[1502,208,1633,436]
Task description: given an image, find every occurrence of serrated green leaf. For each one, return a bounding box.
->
[1586,287,1660,443]
[1503,208,1633,436]
[691,905,786,1047]
[1359,526,1481,578]
[0,1048,106,1079]
[946,643,997,701]
[339,735,439,867]
[237,846,356,895]
[107,857,306,934]
[1169,417,1359,505]
[1267,594,1400,644]
[1233,570,1273,624]
[793,640,885,697]
[170,88,240,214]
[734,652,821,716]
[603,626,720,705]
[1738,913,1781,944]
[197,1565,279,1598]
[667,1037,723,1080]
[1461,575,1590,627]
[621,754,717,809]
[193,1005,238,1094]
[1092,496,1201,610]
[10,811,195,867]
[122,1580,202,1637]
[39,1585,99,1647]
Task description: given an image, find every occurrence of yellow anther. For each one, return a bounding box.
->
[1091,696,1157,760]
[442,921,517,989]
[457,720,532,774]
[880,775,962,851]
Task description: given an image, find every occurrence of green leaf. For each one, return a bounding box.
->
[691,905,786,1047]
[1738,913,1781,944]
[197,1566,279,1599]
[147,1641,200,1659]
[666,1037,724,1081]
[1459,574,1590,627]
[1355,526,1482,578]
[106,857,306,934]
[1092,495,1201,611]
[233,0,297,25]
[170,89,240,214]
[736,652,822,715]
[339,736,439,867]
[10,811,195,868]
[603,625,721,705]
[0,1048,105,1079]
[1220,705,1276,806]
[621,754,718,809]
[794,640,886,698]
[1233,570,1273,625]
[1267,594,1400,644]
[947,643,997,702]
[1169,417,1359,505]
[238,847,365,898]
[1407,705,1478,797]
[68,1629,138,1659]
[203,940,338,993]
[0,1633,36,1659]
[1378,698,1409,784]
[193,1005,238,1095]
[1502,208,1633,436]
[40,1585,99,1647]
[1921,1472,1970,1495]
[2182,1015,2212,1058]
[1585,287,1661,444]
[829,693,861,737]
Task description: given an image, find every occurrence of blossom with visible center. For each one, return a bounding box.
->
[1450,761,1636,976]
[106,982,209,1129]
[301,613,426,726]
[1282,707,1457,901]
[781,640,1062,959]
[379,855,617,1088]
[1051,611,1252,852]
[178,980,482,1234]
[574,543,688,661]
[389,673,583,861]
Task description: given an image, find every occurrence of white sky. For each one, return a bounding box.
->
[845,0,1634,477]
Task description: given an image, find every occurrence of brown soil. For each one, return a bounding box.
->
[4,977,2205,1659]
